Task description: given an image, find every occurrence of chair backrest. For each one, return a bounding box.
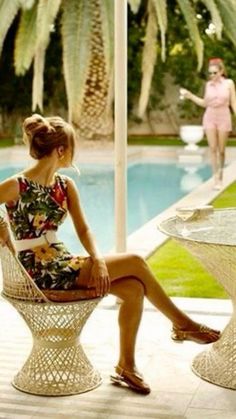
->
[0,207,48,302]
[0,244,48,302]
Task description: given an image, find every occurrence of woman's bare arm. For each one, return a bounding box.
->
[0,178,19,205]
[180,88,206,107]
[66,177,103,261]
[0,178,19,252]
[228,79,236,115]
[66,177,110,295]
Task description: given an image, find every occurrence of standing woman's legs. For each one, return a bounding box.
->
[205,128,219,185]
[217,130,229,182]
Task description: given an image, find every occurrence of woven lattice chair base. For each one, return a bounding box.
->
[176,239,236,389]
[159,209,236,389]
[5,297,102,396]
[0,234,102,396]
[192,313,236,389]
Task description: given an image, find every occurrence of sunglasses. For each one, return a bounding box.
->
[208,71,218,75]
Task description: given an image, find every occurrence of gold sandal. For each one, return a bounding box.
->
[171,324,221,344]
[110,365,151,395]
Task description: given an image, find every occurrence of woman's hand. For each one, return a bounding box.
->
[0,220,15,254]
[89,258,110,297]
[180,87,192,100]
[0,219,10,247]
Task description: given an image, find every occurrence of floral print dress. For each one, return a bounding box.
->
[5,175,87,290]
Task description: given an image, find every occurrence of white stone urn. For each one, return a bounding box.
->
[180,125,204,151]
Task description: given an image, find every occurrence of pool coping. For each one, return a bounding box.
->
[125,159,236,258]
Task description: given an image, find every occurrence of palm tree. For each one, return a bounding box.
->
[128,0,236,118]
[0,0,114,139]
[1,0,236,138]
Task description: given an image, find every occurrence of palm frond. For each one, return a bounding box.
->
[36,0,61,47]
[0,0,20,55]
[14,3,38,75]
[32,46,45,111]
[177,0,203,71]
[61,0,93,122]
[152,0,167,61]
[31,0,61,112]
[18,0,35,9]
[214,0,236,47]
[99,0,114,77]
[138,0,158,118]
[127,0,142,13]
[200,0,222,39]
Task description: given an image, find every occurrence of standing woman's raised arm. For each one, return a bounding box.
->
[180,87,206,108]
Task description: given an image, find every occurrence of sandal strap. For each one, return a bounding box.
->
[115,365,143,381]
[171,324,220,344]
[172,324,213,338]
[112,365,150,394]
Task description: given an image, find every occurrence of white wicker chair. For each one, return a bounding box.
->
[0,213,102,396]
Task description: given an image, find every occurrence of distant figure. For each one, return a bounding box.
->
[180,58,236,189]
[0,114,220,395]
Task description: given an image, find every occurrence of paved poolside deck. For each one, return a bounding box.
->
[0,294,235,419]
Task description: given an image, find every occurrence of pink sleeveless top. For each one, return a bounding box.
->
[203,77,232,131]
[204,77,230,108]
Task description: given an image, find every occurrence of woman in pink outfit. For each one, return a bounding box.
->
[180,58,236,189]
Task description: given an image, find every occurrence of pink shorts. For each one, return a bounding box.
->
[203,106,232,132]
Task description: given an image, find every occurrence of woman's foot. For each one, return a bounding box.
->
[213,182,222,191]
[213,169,223,190]
[110,365,151,395]
[171,322,221,344]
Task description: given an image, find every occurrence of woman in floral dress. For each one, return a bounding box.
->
[0,114,220,395]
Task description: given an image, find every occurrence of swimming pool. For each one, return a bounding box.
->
[0,161,211,253]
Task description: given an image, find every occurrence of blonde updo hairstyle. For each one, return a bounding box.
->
[23,114,76,160]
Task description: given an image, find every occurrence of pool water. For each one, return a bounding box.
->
[0,161,211,253]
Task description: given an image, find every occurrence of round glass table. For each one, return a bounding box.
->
[158,208,236,389]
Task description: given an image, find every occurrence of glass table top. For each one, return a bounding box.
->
[158,208,236,246]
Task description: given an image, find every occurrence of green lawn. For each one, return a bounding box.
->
[128,136,236,147]
[0,138,15,147]
[147,182,236,299]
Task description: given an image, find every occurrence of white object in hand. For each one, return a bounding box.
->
[179,88,186,100]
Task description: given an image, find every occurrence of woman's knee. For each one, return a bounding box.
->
[111,277,145,302]
[128,253,146,269]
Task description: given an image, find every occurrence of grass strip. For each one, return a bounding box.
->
[128,136,236,147]
[0,138,15,148]
[147,182,236,298]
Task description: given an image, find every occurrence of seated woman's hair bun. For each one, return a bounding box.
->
[23,113,55,138]
[22,113,76,160]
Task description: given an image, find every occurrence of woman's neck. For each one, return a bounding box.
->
[22,158,59,187]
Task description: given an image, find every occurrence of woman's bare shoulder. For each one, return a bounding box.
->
[0,176,20,204]
[225,78,235,86]
[0,175,19,189]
